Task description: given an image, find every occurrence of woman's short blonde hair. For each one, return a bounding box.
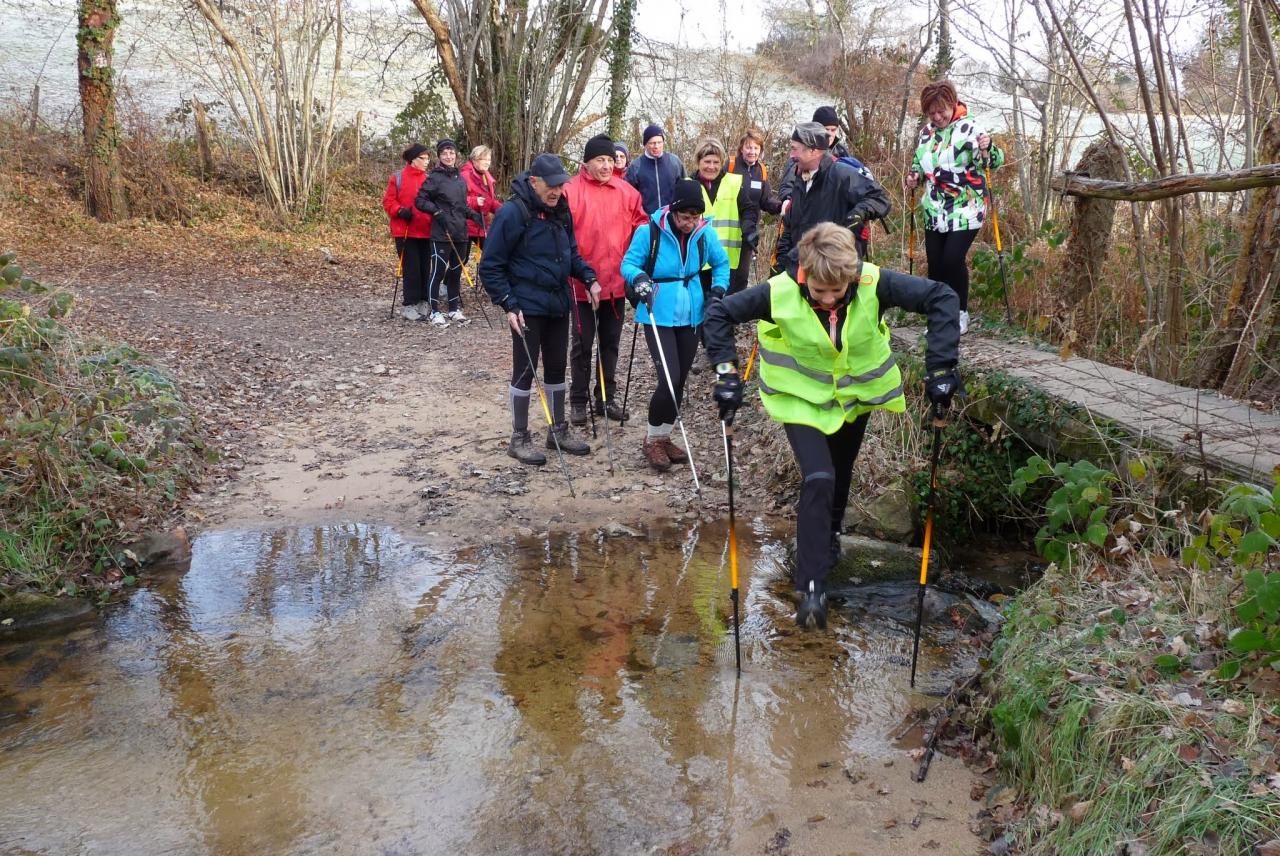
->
[469,145,492,162]
[798,223,860,285]
[694,139,726,164]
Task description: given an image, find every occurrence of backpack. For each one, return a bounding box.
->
[393,167,406,194]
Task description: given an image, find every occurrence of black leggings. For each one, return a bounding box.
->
[924,228,979,311]
[510,314,569,390]
[394,237,432,307]
[569,297,626,407]
[428,239,464,312]
[643,324,698,427]
[784,415,870,591]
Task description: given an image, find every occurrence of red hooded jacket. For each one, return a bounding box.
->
[460,161,502,238]
[382,165,432,239]
[564,169,648,303]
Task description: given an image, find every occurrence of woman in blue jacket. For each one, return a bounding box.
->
[622,178,730,472]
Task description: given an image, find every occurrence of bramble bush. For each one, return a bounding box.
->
[0,250,204,598]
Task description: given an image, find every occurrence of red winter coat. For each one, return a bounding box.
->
[564,170,648,303]
[382,165,432,239]
[460,161,502,238]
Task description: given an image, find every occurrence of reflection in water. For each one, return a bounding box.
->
[0,522,974,855]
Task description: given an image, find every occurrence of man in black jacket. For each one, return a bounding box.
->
[415,139,482,326]
[479,154,598,465]
[773,122,891,270]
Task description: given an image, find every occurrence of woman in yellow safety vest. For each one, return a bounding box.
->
[702,223,962,629]
[692,139,758,301]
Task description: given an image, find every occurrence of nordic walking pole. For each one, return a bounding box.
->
[390,238,407,319]
[447,233,494,329]
[721,418,742,673]
[515,326,575,497]
[742,338,759,382]
[621,320,639,427]
[645,297,701,494]
[980,153,1014,325]
[907,200,917,277]
[909,401,946,688]
[595,322,615,475]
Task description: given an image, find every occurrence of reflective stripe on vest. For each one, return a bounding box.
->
[702,172,743,269]
[755,266,905,433]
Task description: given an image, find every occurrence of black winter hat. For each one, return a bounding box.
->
[583,134,617,162]
[791,122,830,150]
[436,138,457,155]
[812,105,840,127]
[668,178,705,214]
[643,124,666,144]
[402,143,430,163]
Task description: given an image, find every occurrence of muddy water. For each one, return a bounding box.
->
[0,524,980,855]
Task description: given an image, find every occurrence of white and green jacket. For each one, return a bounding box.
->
[911,102,1004,233]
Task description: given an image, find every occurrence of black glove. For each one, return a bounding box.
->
[468,209,484,226]
[845,213,864,233]
[627,274,653,309]
[709,286,726,302]
[744,231,759,250]
[397,207,414,222]
[925,368,962,412]
[714,369,744,423]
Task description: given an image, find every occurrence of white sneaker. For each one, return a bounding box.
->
[414,300,432,314]
[448,309,467,323]
[429,312,449,327]
[398,305,421,321]
[959,310,970,334]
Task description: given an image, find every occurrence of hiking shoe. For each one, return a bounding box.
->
[642,438,672,472]
[414,300,432,314]
[959,310,970,334]
[569,403,590,427]
[398,305,422,322]
[546,422,590,456]
[796,580,828,630]
[594,400,630,422]
[507,431,546,466]
[429,312,449,328]
[659,437,687,464]
[448,309,467,323]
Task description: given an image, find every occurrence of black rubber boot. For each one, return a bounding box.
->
[796,580,828,630]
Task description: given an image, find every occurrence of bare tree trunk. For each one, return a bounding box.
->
[1050,164,1280,199]
[28,83,39,135]
[1061,139,1126,306]
[192,97,215,179]
[77,0,125,222]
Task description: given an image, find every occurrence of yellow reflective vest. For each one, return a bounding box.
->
[702,172,744,269]
[756,265,905,433]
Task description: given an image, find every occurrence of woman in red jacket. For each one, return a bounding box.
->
[461,145,502,259]
[382,143,433,321]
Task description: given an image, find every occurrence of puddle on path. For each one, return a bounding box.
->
[0,523,982,855]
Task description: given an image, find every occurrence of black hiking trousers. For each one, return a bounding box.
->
[784,415,870,593]
[394,237,432,307]
[924,228,979,311]
[569,297,626,409]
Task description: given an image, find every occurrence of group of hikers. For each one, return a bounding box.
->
[382,80,1001,629]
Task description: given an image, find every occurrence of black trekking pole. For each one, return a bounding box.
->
[595,323,615,475]
[621,319,639,427]
[907,201,917,277]
[390,238,407,319]
[909,401,946,688]
[515,326,575,497]
[721,418,742,674]
[446,232,493,329]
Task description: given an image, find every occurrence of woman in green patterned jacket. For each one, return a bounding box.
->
[905,80,1004,334]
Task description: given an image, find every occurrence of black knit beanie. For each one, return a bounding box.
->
[812,105,840,127]
[436,138,457,155]
[669,178,705,214]
[402,143,429,163]
[583,134,617,162]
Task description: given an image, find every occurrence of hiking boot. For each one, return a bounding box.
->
[414,300,432,314]
[507,431,547,466]
[659,437,688,464]
[398,305,422,321]
[796,580,828,630]
[569,403,590,427]
[429,312,449,328]
[642,438,672,472]
[959,310,970,335]
[448,309,467,323]
[546,422,590,456]
[594,400,630,422]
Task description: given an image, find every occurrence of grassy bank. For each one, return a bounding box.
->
[0,251,205,601]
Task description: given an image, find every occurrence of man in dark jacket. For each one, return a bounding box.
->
[625,124,686,214]
[773,122,891,270]
[479,153,599,465]
[415,139,482,326]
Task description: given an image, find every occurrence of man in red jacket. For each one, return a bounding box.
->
[566,134,649,425]
[381,143,434,320]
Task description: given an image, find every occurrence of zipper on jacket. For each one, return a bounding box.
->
[827,308,839,346]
